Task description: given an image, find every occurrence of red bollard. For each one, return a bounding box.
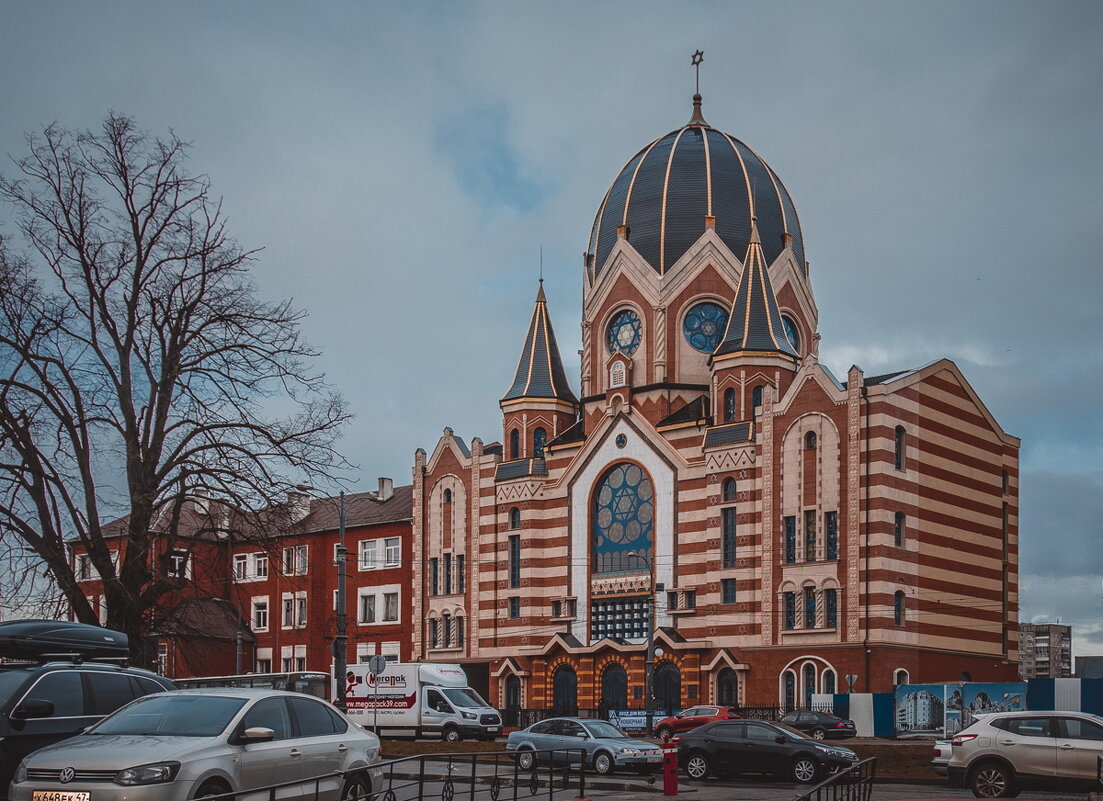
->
[661,741,679,796]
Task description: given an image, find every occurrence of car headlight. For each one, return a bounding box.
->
[461,711,477,720]
[616,748,641,757]
[114,762,181,785]
[14,761,28,783]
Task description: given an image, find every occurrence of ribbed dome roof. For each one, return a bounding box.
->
[587,104,805,277]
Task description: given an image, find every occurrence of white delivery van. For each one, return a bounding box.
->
[340,662,502,741]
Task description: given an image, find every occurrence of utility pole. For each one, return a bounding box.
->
[334,491,348,711]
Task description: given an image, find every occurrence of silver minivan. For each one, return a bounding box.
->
[10,689,382,801]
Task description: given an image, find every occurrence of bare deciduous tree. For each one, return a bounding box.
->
[0,114,350,659]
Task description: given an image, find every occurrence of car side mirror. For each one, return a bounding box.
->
[13,699,54,719]
[241,726,275,743]
[775,735,787,745]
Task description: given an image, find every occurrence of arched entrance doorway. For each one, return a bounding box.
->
[654,661,681,715]
[600,663,628,714]
[552,665,578,714]
[716,667,738,706]
[504,674,521,728]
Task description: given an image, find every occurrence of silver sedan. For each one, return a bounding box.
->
[506,717,663,775]
[10,689,382,801]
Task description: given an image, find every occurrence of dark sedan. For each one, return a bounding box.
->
[676,719,858,784]
[778,710,857,740]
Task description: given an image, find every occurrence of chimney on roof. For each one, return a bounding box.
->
[286,485,312,524]
[190,488,210,515]
[375,477,394,502]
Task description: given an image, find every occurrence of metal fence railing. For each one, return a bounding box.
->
[793,757,877,801]
[500,705,832,732]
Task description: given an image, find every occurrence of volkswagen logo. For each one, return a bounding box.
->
[59,768,76,784]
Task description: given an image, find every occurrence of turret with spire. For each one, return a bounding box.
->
[500,281,579,461]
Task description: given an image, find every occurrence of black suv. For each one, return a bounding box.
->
[0,621,175,800]
[677,719,858,784]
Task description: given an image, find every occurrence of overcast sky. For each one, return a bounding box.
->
[2,1,1100,656]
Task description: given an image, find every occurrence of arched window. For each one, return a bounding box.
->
[716,668,739,706]
[592,463,654,575]
[752,385,763,409]
[783,671,796,710]
[533,427,547,458]
[804,431,817,450]
[504,675,522,727]
[443,489,452,504]
[509,429,520,460]
[721,477,737,503]
[894,512,906,547]
[552,665,578,714]
[894,669,910,686]
[894,426,906,470]
[894,591,906,626]
[509,507,521,530]
[654,662,681,716]
[803,586,817,629]
[822,669,836,695]
[723,388,736,422]
[803,663,816,707]
[600,663,628,711]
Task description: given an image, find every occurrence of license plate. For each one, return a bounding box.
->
[647,756,662,763]
[486,727,499,733]
[33,792,90,801]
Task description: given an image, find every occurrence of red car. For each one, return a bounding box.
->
[654,706,741,741]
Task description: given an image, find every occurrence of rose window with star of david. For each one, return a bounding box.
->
[606,310,642,356]
[592,462,653,574]
[682,301,728,353]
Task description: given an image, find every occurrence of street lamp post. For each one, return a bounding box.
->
[627,550,655,735]
[334,491,348,712]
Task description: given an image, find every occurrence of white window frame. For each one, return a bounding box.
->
[233,554,248,581]
[358,539,379,571]
[252,596,269,632]
[166,551,191,580]
[357,583,399,627]
[283,544,308,576]
[358,588,377,624]
[76,554,92,581]
[384,537,400,566]
[253,553,268,578]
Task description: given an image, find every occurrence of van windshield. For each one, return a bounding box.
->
[442,688,489,708]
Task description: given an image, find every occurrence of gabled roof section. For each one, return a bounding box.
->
[711,219,798,360]
[703,421,754,448]
[494,458,549,482]
[547,418,586,449]
[657,396,711,430]
[501,281,579,405]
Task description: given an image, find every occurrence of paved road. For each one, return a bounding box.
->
[587,779,1086,801]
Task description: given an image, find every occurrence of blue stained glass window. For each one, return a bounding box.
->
[722,477,736,502]
[533,428,547,458]
[592,463,654,574]
[723,388,736,422]
[607,309,642,355]
[804,510,817,562]
[721,508,737,568]
[804,586,816,628]
[721,578,737,604]
[784,516,796,564]
[823,670,836,694]
[826,512,838,560]
[783,315,801,353]
[683,301,728,353]
[783,592,796,630]
[783,671,796,709]
[803,664,816,706]
[825,588,838,628]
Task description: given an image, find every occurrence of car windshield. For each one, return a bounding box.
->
[581,720,630,739]
[441,688,489,708]
[88,694,247,736]
[0,670,31,704]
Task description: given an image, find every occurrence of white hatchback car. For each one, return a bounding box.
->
[947,709,1103,797]
[9,689,382,801]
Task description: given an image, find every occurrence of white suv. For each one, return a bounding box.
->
[947,709,1103,797]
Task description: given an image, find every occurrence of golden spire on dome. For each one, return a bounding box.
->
[689,50,708,126]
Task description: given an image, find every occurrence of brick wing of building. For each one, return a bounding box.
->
[411,92,1020,713]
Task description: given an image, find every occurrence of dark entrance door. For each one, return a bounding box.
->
[552,665,577,715]
[716,667,738,706]
[654,662,681,715]
[600,663,627,714]
[504,674,521,727]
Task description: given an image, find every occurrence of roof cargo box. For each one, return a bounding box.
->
[0,619,129,660]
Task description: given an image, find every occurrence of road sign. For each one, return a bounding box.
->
[368,655,387,675]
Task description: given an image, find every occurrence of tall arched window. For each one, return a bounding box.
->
[600,663,628,711]
[805,431,817,450]
[752,385,764,409]
[716,668,739,706]
[443,489,452,504]
[894,669,910,686]
[504,674,522,727]
[723,388,736,422]
[510,428,520,460]
[803,663,816,707]
[894,426,906,470]
[509,507,521,530]
[552,665,578,714]
[533,427,547,458]
[822,669,836,695]
[722,477,737,502]
[783,671,796,710]
[894,512,906,547]
[592,463,654,574]
[654,662,681,716]
[894,591,906,626]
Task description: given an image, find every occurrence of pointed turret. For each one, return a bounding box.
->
[501,281,578,405]
[711,219,798,360]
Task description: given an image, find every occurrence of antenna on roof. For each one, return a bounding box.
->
[539,245,544,284]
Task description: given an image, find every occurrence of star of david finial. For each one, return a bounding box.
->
[691,50,704,93]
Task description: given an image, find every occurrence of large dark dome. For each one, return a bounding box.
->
[587,110,805,277]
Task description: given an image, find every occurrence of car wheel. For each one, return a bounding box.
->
[656,726,674,742]
[592,751,614,775]
[684,753,710,780]
[811,728,826,740]
[969,761,1019,798]
[340,774,370,801]
[443,725,462,743]
[791,756,820,784]
[195,781,232,801]
[517,749,537,771]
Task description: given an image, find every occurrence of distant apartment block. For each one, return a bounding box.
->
[1019,623,1072,678]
